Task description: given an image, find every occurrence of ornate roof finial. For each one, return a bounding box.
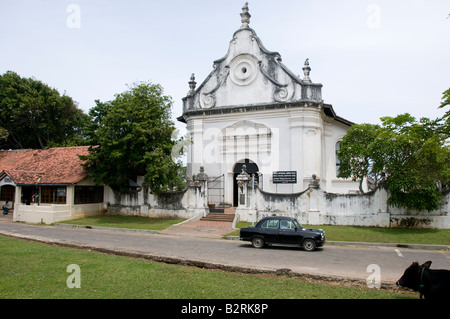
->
[240,2,251,28]
[188,73,196,95]
[302,58,312,83]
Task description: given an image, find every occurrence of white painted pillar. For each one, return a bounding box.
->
[289,115,303,192]
[302,108,323,188]
[187,118,204,177]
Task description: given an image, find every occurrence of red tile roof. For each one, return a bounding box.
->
[0,146,90,185]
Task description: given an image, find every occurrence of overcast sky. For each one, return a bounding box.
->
[1,0,449,133]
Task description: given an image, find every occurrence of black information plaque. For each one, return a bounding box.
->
[272,171,297,184]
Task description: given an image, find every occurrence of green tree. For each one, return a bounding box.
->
[416,88,450,139]
[435,87,449,137]
[81,82,185,194]
[83,99,111,145]
[0,127,8,141]
[375,114,449,211]
[337,123,382,192]
[338,111,450,211]
[0,71,90,149]
[440,87,450,109]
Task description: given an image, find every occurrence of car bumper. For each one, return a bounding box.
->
[315,236,325,247]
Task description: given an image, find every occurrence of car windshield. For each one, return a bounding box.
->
[293,220,302,229]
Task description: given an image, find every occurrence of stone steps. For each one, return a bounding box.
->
[201,207,236,222]
[201,213,235,222]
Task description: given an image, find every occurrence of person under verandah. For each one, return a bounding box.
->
[2,201,9,215]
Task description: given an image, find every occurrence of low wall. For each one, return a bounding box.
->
[13,202,105,224]
[105,184,209,220]
[389,199,450,229]
[236,186,450,229]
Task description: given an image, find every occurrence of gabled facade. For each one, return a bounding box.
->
[178,3,360,207]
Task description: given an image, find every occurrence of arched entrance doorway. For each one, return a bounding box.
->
[233,159,259,207]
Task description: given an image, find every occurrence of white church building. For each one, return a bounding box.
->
[178,3,361,207]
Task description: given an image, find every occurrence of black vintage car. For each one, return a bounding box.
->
[239,216,325,251]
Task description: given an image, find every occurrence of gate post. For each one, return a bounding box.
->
[193,166,208,216]
[308,174,321,225]
[236,165,250,207]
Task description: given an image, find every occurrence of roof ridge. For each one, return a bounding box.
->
[4,169,45,173]
[46,145,90,150]
[1,146,90,152]
[0,149,33,152]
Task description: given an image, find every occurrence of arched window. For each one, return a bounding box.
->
[335,141,341,177]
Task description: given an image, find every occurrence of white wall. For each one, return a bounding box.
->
[236,184,450,229]
[104,180,209,220]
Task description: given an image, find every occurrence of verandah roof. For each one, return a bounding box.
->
[0,146,90,185]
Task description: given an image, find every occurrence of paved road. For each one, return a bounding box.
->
[0,222,449,287]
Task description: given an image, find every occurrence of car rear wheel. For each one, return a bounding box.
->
[251,237,265,249]
[302,238,316,251]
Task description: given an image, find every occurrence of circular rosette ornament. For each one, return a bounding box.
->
[229,54,258,86]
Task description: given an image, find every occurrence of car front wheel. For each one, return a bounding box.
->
[251,237,265,249]
[302,238,316,251]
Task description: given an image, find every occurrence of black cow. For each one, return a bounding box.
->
[396,261,450,299]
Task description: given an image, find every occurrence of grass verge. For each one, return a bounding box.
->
[0,235,415,299]
[57,215,184,231]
